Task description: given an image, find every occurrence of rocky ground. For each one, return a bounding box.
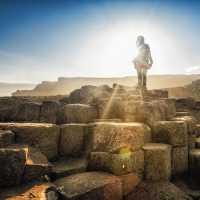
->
[0,84,200,200]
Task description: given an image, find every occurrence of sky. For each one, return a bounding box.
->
[0,0,200,83]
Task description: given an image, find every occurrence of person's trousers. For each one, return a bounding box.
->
[137,68,147,89]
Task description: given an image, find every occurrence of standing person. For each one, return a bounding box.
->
[133,35,153,90]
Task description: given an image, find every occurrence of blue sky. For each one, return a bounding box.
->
[0,0,200,83]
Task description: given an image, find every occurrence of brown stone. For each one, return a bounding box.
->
[89,150,144,177]
[40,100,60,123]
[172,146,188,175]
[0,147,26,187]
[0,123,60,160]
[125,181,192,200]
[189,149,200,178]
[15,102,41,122]
[110,150,144,176]
[143,143,171,181]
[97,97,125,119]
[88,152,111,171]
[119,173,141,196]
[89,122,151,153]
[51,158,87,180]
[60,104,97,123]
[23,146,52,183]
[0,129,14,148]
[172,116,197,135]
[152,121,188,147]
[54,172,122,200]
[59,124,87,157]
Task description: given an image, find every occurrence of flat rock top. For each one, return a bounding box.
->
[157,121,186,125]
[88,122,146,127]
[143,143,171,151]
[60,123,88,128]
[0,123,56,128]
[54,172,121,198]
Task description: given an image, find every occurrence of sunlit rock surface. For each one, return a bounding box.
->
[54,172,122,200]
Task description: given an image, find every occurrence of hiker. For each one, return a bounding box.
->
[133,35,153,90]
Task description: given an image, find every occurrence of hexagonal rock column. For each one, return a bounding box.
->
[152,121,188,146]
[88,122,151,153]
[0,123,60,161]
[163,98,176,120]
[88,151,144,176]
[189,149,200,178]
[40,101,60,123]
[172,116,197,135]
[54,172,122,200]
[124,100,166,126]
[0,147,26,187]
[152,121,188,175]
[0,130,14,148]
[143,143,171,181]
[59,104,97,123]
[59,124,87,157]
[195,124,200,137]
[95,97,125,120]
[14,102,41,122]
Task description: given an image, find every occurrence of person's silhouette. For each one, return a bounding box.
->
[133,35,153,90]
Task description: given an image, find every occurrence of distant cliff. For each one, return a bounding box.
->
[0,83,35,97]
[167,79,200,100]
[12,75,200,97]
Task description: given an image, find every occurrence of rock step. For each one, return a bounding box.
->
[152,121,187,147]
[175,111,189,117]
[196,124,200,137]
[88,150,144,176]
[22,145,52,183]
[0,123,60,161]
[189,149,200,177]
[0,144,52,187]
[171,115,197,135]
[94,118,122,123]
[51,158,88,180]
[143,143,171,181]
[195,137,200,148]
[54,171,141,199]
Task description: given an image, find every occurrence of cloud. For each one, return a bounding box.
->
[185,66,200,74]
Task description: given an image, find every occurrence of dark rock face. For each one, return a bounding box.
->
[15,102,41,122]
[54,172,122,200]
[59,124,87,157]
[125,181,192,200]
[23,146,52,183]
[0,130,14,147]
[0,147,26,187]
[51,158,88,180]
[40,101,61,123]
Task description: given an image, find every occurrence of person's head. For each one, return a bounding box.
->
[136,35,144,47]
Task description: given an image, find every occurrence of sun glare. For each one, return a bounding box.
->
[77,20,175,77]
